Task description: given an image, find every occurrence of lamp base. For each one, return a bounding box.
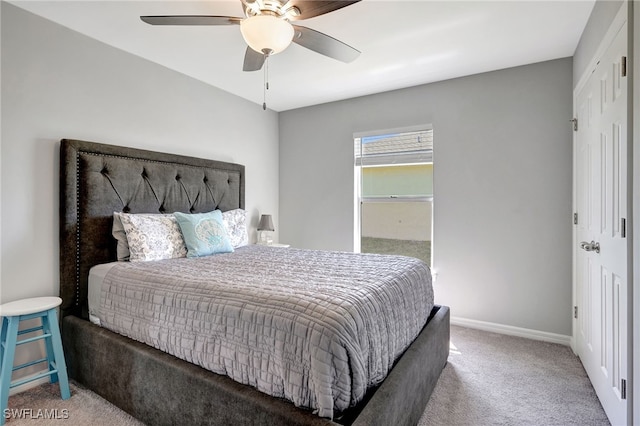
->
[258,230,274,245]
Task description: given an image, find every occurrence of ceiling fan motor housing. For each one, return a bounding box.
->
[242,0,301,20]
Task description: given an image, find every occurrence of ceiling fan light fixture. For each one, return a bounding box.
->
[240,15,294,55]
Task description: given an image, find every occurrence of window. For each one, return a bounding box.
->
[354,127,433,266]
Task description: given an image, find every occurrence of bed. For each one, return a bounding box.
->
[58,138,450,425]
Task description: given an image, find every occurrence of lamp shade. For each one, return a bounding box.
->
[257,214,275,231]
[240,15,294,55]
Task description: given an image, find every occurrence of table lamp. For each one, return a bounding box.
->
[257,214,274,245]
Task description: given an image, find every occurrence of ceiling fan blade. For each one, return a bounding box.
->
[285,1,361,21]
[292,25,360,63]
[140,16,241,26]
[243,47,266,72]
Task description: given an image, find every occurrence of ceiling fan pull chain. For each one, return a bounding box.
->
[263,53,270,111]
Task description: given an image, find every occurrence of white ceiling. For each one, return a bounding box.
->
[10,0,595,112]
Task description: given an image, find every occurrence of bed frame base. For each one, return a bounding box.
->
[62,305,449,426]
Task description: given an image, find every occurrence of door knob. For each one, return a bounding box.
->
[580,241,600,253]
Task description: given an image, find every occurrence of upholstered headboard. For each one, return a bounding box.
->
[59,139,245,319]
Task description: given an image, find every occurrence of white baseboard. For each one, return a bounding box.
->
[8,370,51,396]
[451,316,572,346]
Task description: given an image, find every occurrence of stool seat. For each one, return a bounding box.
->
[0,297,62,317]
[1,296,70,425]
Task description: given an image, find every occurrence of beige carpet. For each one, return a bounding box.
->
[6,325,609,425]
[5,381,142,426]
[420,326,610,426]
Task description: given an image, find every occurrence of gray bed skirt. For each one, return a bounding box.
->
[62,305,449,426]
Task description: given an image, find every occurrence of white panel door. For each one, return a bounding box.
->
[575,21,628,426]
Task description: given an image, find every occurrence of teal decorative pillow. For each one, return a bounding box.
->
[174,210,234,257]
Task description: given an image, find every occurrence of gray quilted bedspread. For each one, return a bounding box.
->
[99,245,434,419]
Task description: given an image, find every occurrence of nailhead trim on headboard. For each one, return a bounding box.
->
[75,153,81,309]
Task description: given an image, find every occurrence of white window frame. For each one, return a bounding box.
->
[353,124,433,252]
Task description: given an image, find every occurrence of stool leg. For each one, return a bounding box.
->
[45,310,70,400]
[1,317,19,426]
[0,317,7,370]
[41,313,58,385]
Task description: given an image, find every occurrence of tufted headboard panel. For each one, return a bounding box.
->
[59,139,245,319]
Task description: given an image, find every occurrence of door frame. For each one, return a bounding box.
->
[631,1,639,422]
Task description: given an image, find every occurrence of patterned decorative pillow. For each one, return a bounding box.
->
[222,208,249,248]
[118,213,188,262]
[174,210,234,257]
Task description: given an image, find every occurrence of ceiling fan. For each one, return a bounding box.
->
[140,0,362,73]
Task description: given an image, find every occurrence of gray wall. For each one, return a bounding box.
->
[279,58,574,336]
[0,3,280,305]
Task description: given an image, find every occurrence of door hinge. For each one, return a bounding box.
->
[622,379,627,399]
[574,213,578,225]
[574,306,578,319]
[621,218,626,238]
[570,118,578,131]
[621,56,627,77]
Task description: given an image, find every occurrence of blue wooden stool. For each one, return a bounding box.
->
[0,297,70,425]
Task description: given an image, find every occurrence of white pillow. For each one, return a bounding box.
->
[117,212,187,262]
[222,208,249,248]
